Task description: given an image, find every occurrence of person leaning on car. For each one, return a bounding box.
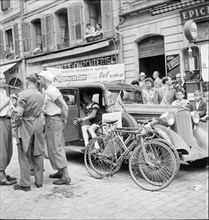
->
[38,70,71,185]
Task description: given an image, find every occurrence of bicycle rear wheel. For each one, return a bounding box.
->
[86,135,123,178]
[129,140,177,191]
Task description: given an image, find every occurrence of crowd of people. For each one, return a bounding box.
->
[0,69,208,191]
[131,71,208,122]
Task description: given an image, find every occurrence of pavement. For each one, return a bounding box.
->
[0,138,208,220]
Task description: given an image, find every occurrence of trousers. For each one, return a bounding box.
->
[17,136,44,187]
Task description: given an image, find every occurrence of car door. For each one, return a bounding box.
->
[60,88,81,142]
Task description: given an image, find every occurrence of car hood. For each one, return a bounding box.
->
[123,103,181,115]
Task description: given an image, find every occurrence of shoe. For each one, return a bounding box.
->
[49,172,62,179]
[35,183,42,188]
[13,184,30,191]
[0,178,17,186]
[6,175,17,181]
[53,178,71,185]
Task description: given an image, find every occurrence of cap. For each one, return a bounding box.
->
[139,72,146,77]
[26,73,38,84]
[38,70,54,82]
[176,73,181,78]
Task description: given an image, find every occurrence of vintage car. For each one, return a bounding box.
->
[58,82,208,168]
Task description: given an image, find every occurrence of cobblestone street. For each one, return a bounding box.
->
[0,139,208,220]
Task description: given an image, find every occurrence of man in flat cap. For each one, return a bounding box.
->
[13,73,45,191]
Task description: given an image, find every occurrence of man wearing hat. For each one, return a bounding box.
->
[0,73,17,186]
[13,73,45,191]
[38,70,71,185]
[138,72,146,89]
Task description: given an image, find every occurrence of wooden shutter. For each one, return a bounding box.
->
[101,0,113,39]
[13,23,20,57]
[46,14,55,52]
[41,14,47,52]
[21,22,31,54]
[0,30,4,60]
[68,2,83,47]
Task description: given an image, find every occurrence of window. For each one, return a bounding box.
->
[55,9,69,49]
[31,19,42,55]
[5,29,14,59]
[1,0,11,11]
[60,89,77,106]
[84,0,113,42]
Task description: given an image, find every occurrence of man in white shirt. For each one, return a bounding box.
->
[153,71,162,88]
[0,73,17,186]
[38,70,71,185]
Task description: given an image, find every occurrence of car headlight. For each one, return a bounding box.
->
[191,111,200,124]
[160,112,175,126]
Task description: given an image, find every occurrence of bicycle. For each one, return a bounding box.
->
[84,120,179,191]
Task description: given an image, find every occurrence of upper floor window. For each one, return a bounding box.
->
[1,0,11,11]
[5,29,14,59]
[84,0,113,43]
[31,19,43,55]
[55,8,69,49]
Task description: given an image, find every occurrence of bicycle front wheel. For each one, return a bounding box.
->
[129,140,177,191]
[86,136,122,178]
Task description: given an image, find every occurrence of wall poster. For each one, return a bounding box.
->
[166,54,180,79]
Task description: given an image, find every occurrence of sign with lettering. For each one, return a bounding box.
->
[184,20,198,41]
[47,64,125,85]
[166,54,180,79]
[45,55,118,69]
[180,3,209,23]
[200,43,209,82]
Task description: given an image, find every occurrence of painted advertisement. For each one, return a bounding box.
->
[166,54,180,79]
[47,64,125,86]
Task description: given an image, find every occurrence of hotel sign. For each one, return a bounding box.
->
[180,3,209,23]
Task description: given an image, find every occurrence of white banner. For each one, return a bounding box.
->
[47,64,125,85]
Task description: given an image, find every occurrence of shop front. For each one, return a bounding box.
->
[0,60,24,95]
[180,2,209,99]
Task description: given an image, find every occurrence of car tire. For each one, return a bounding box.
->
[122,112,138,128]
[188,157,208,168]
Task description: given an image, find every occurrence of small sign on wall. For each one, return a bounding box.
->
[166,54,180,79]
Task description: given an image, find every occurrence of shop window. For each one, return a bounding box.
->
[55,9,70,49]
[4,29,14,59]
[31,19,43,55]
[1,0,11,11]
[84,0,113,43]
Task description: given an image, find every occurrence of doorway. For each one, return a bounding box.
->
[139,55,165,78]
[138,35,165,78]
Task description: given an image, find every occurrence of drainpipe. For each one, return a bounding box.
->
[19,0,26,90]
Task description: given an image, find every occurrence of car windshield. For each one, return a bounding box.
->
[106,88,143,106]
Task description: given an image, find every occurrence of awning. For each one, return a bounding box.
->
[0,62,17,73]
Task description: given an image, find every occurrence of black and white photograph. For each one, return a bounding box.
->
[0,0,208,219]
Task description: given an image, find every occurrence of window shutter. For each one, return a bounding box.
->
[21,22,31,54]
[68,2,83,47]
[46,14,55,52]
[101,0,113,39]
[41,14,47,52]
[0,30,4,60]
[13,23,20,57]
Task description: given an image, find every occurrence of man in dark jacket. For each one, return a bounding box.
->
[13,73,45,191]
[190,90,207,117]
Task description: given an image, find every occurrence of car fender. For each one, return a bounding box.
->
[154,124,191,153]
[193,121,208,155]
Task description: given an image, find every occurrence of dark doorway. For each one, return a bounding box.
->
[139,55,165,78]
